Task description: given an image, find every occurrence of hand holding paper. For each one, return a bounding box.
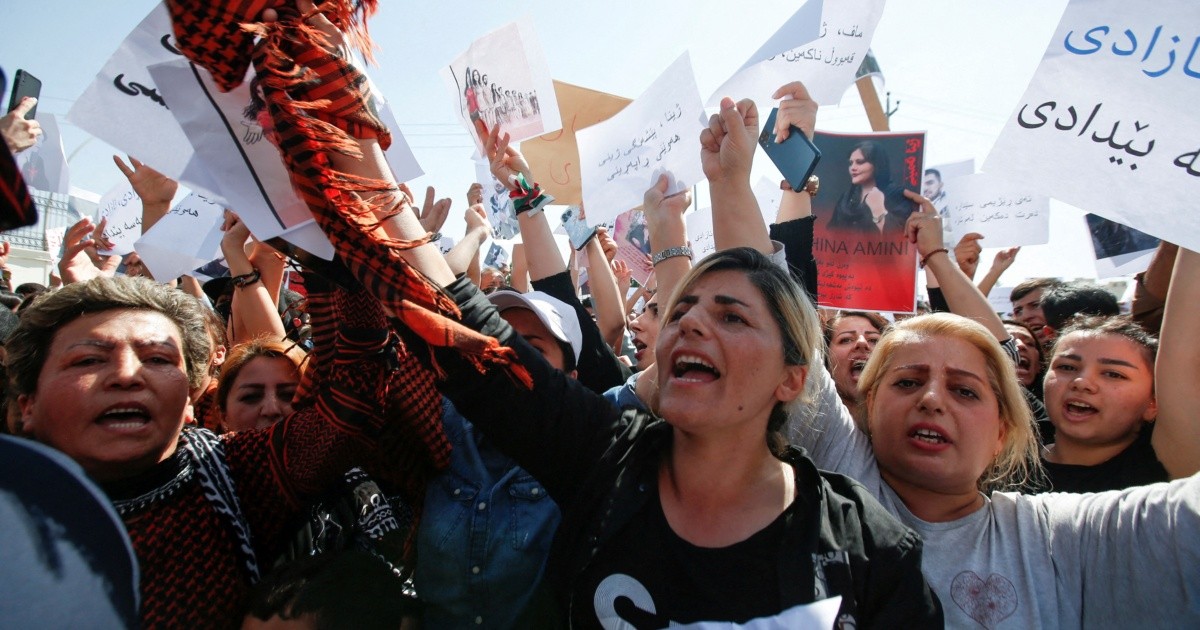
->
[643,174,692,243]
[60,217,120,285]
[486,125,534,190]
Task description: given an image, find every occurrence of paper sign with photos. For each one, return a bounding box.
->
[811,130,925,312]
[134,192,225,283]
[984,0,1200,252]
[709,0,886,107]
[475,161,522,240]
[613,208,655,286]
[577,53,705,228]
[441,20,561,154]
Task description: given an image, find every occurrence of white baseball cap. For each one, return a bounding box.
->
[487,290,583,362]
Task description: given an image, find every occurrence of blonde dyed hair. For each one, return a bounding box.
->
[856,313,1040,492]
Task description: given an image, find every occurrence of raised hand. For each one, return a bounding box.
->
[1,97,42,153]
[485,125,533,189]
[643,173,692,237]
[113,155,177,206]
[954,232,984,280]
[903,190,946,258]
[699,96,759,185]
[467,182,484,206]
[991,247,1020,273]
[417,186,451,233]
[771,81,818,143]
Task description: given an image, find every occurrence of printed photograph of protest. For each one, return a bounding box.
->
[811,130,925,311]
[441,21,561,153]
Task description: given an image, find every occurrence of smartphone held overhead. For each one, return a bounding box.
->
[759,107,821,192]
[7,70,42,119]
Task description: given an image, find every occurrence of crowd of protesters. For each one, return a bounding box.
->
[1,1,1197,628]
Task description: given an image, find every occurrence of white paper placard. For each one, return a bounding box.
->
[577,53,705,227]
[708,0,886,107]
[942,173,1051,247]
[96,181,142,256]
[134,192,225,282]
[984,0,1200,252]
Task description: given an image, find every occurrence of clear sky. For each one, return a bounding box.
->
[2,0,1104,285]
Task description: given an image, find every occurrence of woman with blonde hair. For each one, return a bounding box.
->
[795,193,1200,627]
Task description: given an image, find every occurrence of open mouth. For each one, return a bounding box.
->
[850,359,867,379]
[909,427,950,444]
[96,406,151,429]
[1064,401,1098,418]
[672,354,720,383]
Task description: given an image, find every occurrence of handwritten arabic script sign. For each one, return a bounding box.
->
[576,53,705,228]
[708,0,884,107]
[942,174,1050,247]
[520,81,632,206]
[984,0,1200,251]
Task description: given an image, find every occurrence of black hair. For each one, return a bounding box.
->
[1040,282,1120,331]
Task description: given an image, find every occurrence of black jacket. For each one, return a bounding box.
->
[410,277,942,628]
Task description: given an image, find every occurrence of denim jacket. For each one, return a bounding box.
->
[415,399,560,629]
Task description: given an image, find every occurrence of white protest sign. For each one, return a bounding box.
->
[475,160,521,239]
[134,192,225,282]
[708,0,885,107]
[96,181,142,256]
[577,53,705,228]
[15,115,70,195]
[984,0,1200,252]
[440,20,561,154]
[686,207,717,260]
[66,3,205,183]
[148,58,334,260]
[942,174,1050,247]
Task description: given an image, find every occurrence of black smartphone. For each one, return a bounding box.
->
[7,70,42,120]
[759,107,821,192]
[562,206,598,250]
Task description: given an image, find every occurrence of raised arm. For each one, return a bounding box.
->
[583,228,627,351]
[1153,246,1200,479]
[114,155,178,233]
[908,192,1009,342]
[977,247,1020,298]
[220,210,287,344]
[445,203,491,278]
[704,94,770,254]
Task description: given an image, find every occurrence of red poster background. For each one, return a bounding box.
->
[811,130,925,312]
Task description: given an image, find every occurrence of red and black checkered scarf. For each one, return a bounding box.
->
[165,0,531,387]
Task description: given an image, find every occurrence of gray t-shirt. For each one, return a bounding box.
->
[792,366,1200,629]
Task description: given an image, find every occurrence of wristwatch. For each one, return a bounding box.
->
[780,175,820,197]
[801,175,820,197]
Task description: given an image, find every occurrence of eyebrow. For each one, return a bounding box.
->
[1057,353,1142,369]
[67,338,179,351]
[894,364,986,383]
